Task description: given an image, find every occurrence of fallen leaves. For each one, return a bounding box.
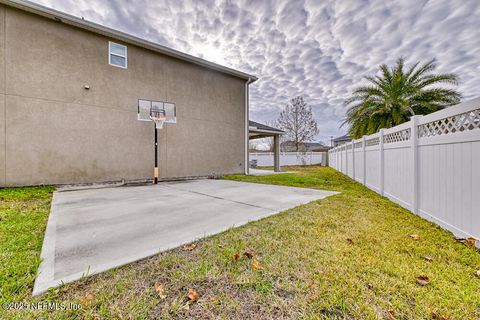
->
[423,256,433,262]
[177,288,201,311]
[244,249,253,259]
[183,243,196,251]
[416,275,430,286]
[186,288,200,303]
[475,270,480,278]
[386,309,397,320]
[465,237,477,247]
[231,248,264,270]
[410,234,420,240]
[153,283,201,305]
[252,259,264,270]
[456,237,478,247]
[81,291,96,306]
[346,238,354,245]
[232,252,241,261]
[154,282,167,299]
[431,311,447,320]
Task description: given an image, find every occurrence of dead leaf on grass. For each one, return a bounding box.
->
[465,237,477,247]
[410,234,420,240]
[252,259,264,270]
[456,237,478,247]
[232,252,240,261]
[424,256,433,262]
[367,283,373,290]
[244,249,253,259]
[154,282,167,299]
[183,243,196,251]
[416,275,430,286]
[186,288,200,303]
[475,270,480,278]
[386,309,396,320]
[81,291,96,306]
[346,238,354,245]
[431,311,447,320]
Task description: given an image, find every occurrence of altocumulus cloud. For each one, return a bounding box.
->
[34,0,480,142]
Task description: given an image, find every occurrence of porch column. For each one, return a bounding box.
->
[274,135,281,172]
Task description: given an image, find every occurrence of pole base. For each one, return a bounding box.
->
[153,167,159,184]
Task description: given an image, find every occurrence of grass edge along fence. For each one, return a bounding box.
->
[329,97,480,248]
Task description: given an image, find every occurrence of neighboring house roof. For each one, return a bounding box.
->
[249,121,284,134]
[2,0,257,82]
[303,142,326,148]
[332,134,352,142]
[281,141,323,147]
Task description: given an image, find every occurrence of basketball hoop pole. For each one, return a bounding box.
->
[153,124,158,184]
[137,99,175,184]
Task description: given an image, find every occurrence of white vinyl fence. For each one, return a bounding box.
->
[250,152,324,167]
[329,98,480,246]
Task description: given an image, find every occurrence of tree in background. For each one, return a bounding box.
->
[344,58,461,138]
[277,96,319,151]
[248,140,260,152]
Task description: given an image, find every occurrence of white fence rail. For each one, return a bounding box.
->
[250,152,324,167]
[329,97,480,246]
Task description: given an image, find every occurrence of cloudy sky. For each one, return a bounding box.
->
[34,0,480,143]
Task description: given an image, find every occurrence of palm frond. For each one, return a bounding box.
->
[343,57,461,137]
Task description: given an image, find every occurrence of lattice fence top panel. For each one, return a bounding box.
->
[365,137,380,146]
[354,141,363,148]
[346,144,353,150]
[418,108,480,138]
[383,128,411,144]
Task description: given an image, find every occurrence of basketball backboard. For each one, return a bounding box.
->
[137,99,176,125]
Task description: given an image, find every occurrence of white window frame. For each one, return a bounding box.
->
[108,41,127,69]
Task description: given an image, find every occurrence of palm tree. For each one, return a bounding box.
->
[344,58,461,138]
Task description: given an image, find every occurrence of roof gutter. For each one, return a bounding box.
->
[1,0,258,82]
[244,77,254,175]
[249,128,284,135]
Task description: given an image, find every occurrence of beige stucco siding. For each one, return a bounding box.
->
[0,95,5,186]
[1,6,247,186]
[0,6,5,185]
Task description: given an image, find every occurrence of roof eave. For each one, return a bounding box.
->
[248,127,284,135]
[1,0,258,82]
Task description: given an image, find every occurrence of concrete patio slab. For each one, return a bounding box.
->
[33,179,337,296]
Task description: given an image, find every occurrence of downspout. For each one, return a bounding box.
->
[244,77,252,175]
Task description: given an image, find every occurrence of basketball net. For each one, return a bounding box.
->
[150,110,166,129]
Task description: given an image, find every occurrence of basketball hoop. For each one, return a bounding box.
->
[150,109,166,129]
[137,99,176,184]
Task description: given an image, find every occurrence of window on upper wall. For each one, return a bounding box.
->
[108,41,127,68]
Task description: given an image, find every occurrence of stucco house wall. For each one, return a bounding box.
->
[0,4,251,186]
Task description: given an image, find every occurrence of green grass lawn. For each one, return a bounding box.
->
[1,167,479,319]
[0,187,54,304]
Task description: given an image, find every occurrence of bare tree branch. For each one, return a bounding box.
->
[277,96,319,151]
